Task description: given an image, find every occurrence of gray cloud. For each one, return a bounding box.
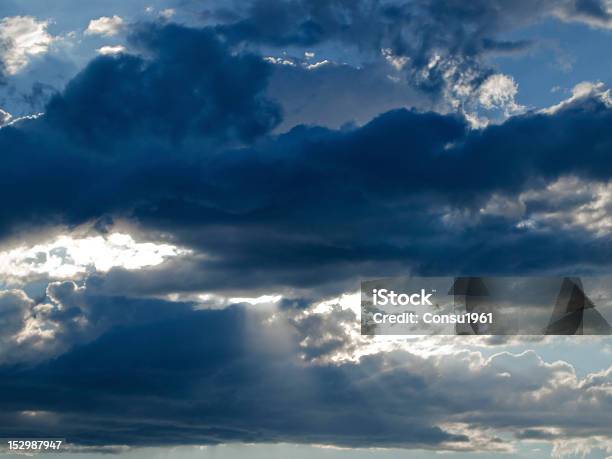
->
[215,0,612,110]
[0,292,609,451]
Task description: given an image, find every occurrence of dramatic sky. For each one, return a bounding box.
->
[0,1,612,458]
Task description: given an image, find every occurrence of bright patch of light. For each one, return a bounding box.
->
[305,60,330,70]
[264,56,296,66]
[0,16,54,74]
[97,45,126,55]
[85,16,124,37]
[1,112,44,128]
[542,81,612,114]
[160,9,176,19]
[478,73,524,115]
[0,108,11,126]
[230,294,282,305]
[312,291,361,315]
[381,48,409,70]
[512,176,612,235]
[0,233,187,281]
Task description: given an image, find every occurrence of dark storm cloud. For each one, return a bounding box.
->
[218,0,612,48]
[45,23,281,147]
[81,98,612,289]
[1,9,611,456]
[0,303,463,449]
[0,56,79,117]
[0,298,609,449]
[0,280,195,364]
[83,223,612,300]
[0,22,281,231]
[2,22,612,295]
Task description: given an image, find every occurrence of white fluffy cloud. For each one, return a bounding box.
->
[0,16,54,75]
[85,15,124,37]
[478,73,524,115]
[97,45,126,55]
[543,81,612,114]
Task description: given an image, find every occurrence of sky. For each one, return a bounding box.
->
[0,1,612,458]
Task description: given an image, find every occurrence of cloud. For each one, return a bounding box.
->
[0,297,609,450]
[0,281,197,364]
[212,0,612,116]
[0,16,55,75]
[215,0,518,107]
[478,73,524,115]
[84,15,124,37]
[543,81,612,114]
[44,23,281,147]
[507,176,612,236]
[0,289,33,361]
[0,107,11,125]
[555,0,612,28]
[0,10,610,458]
[215,1,499,108]
[160,9,176,20]
[96,44,126,55]
[3,22,612,300]
[217,0,612,49]
[0,232,186,284]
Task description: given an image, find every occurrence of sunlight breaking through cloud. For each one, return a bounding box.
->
[0,233,188,282]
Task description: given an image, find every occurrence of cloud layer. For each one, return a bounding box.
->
[0,296,609,452]
[0,14,612,456]
[2,23,612,294]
